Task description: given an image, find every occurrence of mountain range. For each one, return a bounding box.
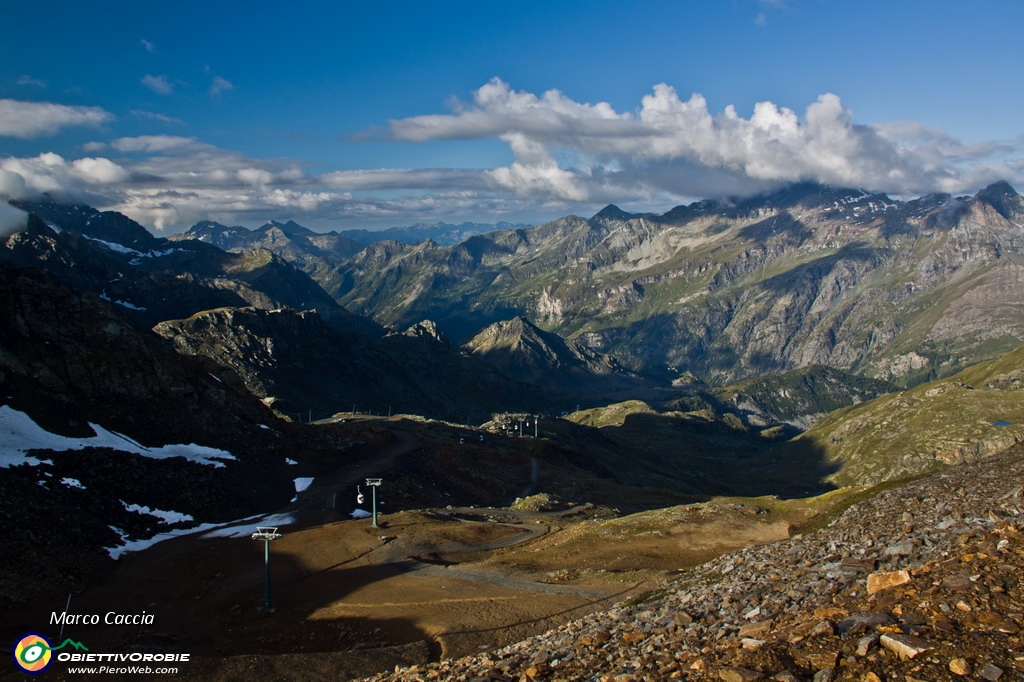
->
[175,218,531,259]
[312,182,1024,389]
[164,182,1024,395]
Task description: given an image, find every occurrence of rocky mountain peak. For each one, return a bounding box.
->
[180,220,252,249]
[257,219,316,238]
[464,316,642,394]
[471,316,543,348]
[976,180,1024,222]
[401,319,449,343]
[592,204,643,223]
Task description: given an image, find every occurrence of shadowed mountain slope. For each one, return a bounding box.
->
[463,316,654,395]
[152,308,552,422]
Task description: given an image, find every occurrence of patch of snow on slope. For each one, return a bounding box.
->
[105,511,297,558]
[200,512,296,539]
[121,501,194,525]
[0,405,236,468]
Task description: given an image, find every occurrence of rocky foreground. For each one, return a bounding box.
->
[360,445,1024,681]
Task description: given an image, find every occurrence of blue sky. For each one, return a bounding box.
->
[0,0,1021,232]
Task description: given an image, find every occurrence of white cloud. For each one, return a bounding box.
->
[385,78,1022,199]
[0,168,29,199]
[142,74,174,95]
[390,77,635,144]
[237,167,273,186]
[130,109,184,125]
[141,38,156,53]
[210,76,233,96]
[71,157,131,184]
[0,153,130,198]
[0,99,113,138]
[485,133,589,201]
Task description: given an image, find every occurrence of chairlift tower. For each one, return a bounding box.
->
[251,527,282,611]
[365,478,383,527]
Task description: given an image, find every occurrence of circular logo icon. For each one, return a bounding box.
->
[13,633,52,674]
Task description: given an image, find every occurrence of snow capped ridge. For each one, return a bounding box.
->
[82,233,185,261]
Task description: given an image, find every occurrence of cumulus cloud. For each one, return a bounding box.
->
[385,78,1020,200]
[71,157,132,184]
[391,77,636,144]
[0,99,114,138]
[0,153,131,199]
[142,74,174,95]
[486,134,589,201]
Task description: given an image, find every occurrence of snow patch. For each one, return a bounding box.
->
[83,234,184,262]
[104,510,297,558]
[201,512,296,539]
[294,477,314,493]
[0,405,236,468]
[98,292,147,311]
[121,501,194,525]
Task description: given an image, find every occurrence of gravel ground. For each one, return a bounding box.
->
[359,444,1024,681]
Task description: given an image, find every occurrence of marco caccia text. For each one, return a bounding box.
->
[51,611,155,626]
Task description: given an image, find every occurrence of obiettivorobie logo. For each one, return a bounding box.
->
[12,632,191,675]
[12,633,88,674]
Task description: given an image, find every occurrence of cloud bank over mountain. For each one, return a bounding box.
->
[0,79,1020,232]
[389,79,1018,200]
